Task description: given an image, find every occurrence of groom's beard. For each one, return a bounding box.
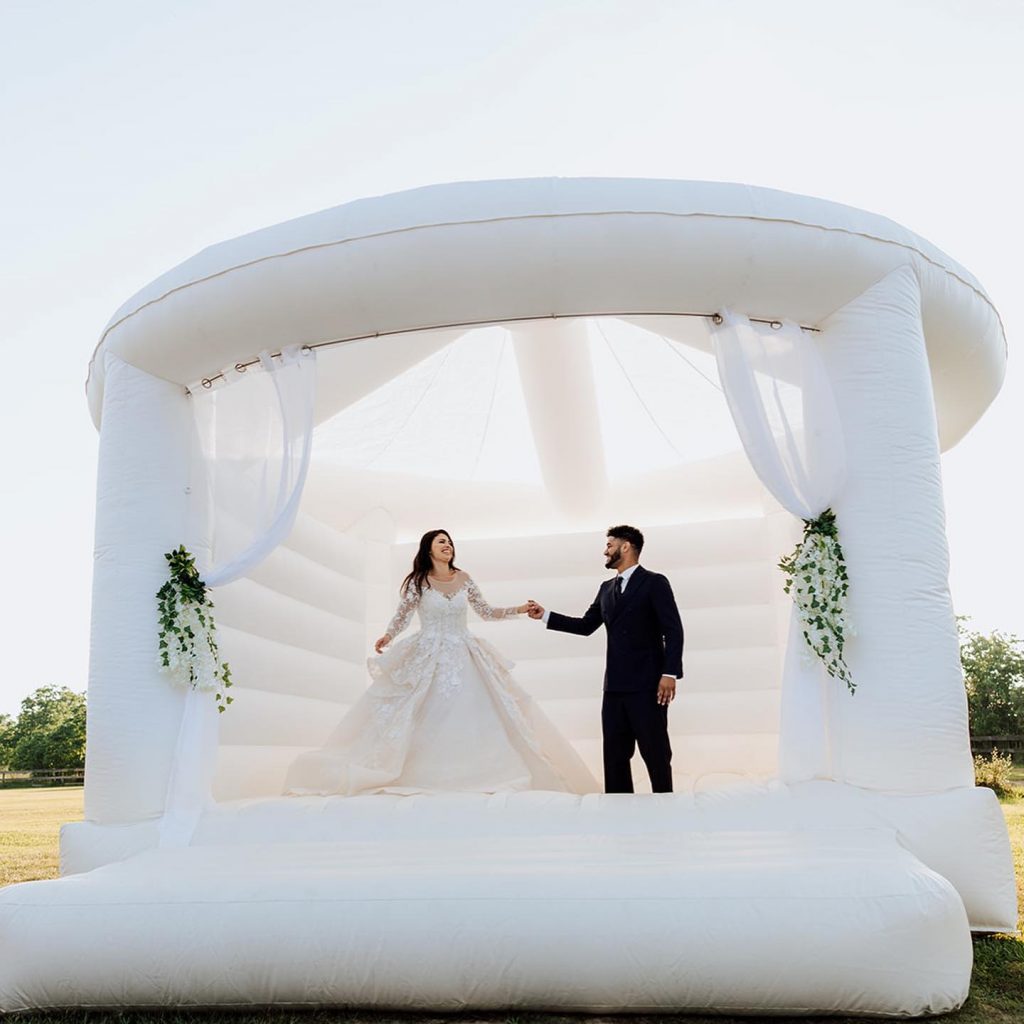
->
[605,555,620,569]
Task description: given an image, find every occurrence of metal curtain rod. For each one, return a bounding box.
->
[188,309,820,392]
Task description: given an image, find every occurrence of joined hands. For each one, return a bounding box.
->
[525,600,545,620]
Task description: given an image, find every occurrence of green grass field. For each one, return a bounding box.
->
[1,787,1022,1022]
[0,785,83,888]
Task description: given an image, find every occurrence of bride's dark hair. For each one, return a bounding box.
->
[402,529,459,597]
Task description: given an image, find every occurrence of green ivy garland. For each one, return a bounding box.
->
[156,545,233,713]
[778,508,855,694]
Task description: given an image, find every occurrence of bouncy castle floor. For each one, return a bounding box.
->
[0,782,1014,1015]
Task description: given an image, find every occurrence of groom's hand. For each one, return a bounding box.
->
[526,600,545,620]
[657,676,676,706]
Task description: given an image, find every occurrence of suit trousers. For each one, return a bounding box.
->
[601,689,673,793]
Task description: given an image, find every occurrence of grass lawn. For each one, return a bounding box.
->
[1,786,1022,1022]
[0,785,84,888]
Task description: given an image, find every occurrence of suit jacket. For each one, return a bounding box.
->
[546,565,684,692]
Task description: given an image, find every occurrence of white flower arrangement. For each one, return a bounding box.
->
[156,546,233,712]
[778,509,855,693]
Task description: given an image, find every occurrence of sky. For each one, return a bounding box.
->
[1,0,1022,718]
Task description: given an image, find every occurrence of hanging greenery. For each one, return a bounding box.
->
[156,545,233,712]
[778,508,855,694]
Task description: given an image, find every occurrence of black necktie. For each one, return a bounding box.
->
[611,575,623,607]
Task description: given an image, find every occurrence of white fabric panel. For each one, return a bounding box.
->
[820,266,973,790]
[681,646,783,692]
[284,510,368,579]
[2,831,970,1016]
[711,313,847,783]
[243,542,365,621]
[215,626,366,704]
[86,179,1004,451]
[673,690,781,735]
[513,648,780,698]
[568,735,779,782]
[195,345,317,588]
[212,745,314,801]
[85,354,194,825]
[218,690,351,748]
[198,514,372,806]
[160,345,317,848]
[214,578,365,662]
[668,561,777,607]
[713,313,845,519]
[668,734,780,776]
[538,691,778,740]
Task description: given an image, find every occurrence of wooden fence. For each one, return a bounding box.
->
[970,736,1024,759]
[0,767,84,787]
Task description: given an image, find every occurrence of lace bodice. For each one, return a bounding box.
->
[385,573,519,638]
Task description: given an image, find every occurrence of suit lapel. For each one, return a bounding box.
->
[601,577,618,621]
[607,566,648,623]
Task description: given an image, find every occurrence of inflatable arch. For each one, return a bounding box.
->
[0,179,1016,1016]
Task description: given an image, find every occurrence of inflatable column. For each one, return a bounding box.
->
[511,319,607,517]
[83,353,197,823]
[819,265,973,791]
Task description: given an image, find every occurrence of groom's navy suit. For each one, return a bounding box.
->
[546,565,684,793]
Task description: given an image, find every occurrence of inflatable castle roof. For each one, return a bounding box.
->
[85,178,1006,449]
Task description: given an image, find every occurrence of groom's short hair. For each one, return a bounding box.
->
[607,524,644,554]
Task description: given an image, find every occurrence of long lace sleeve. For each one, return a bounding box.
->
[385,584,420,637]
[465,576,520,620]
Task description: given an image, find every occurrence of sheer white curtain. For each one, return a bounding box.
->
[711,311,846,781]
[159,344,317,845]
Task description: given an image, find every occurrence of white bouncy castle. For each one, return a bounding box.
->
[0,178,1016,1015]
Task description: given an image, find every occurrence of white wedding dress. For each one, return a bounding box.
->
[285,571,598,795]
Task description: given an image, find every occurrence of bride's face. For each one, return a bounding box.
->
[431,534,454,564]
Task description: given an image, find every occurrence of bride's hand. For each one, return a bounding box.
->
[516,603,533,614]
[374,634,392,654]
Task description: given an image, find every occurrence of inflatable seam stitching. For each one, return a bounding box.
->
[86,210,1004,391]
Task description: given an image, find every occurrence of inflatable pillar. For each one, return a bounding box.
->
[511,319,607,517]
[84,353,197,823]
[819,266,973,791]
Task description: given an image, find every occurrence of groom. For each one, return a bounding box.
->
[527,525,684,794]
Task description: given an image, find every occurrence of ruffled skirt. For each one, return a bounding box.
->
[284,628,598,796]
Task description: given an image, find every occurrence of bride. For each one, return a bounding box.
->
[285,529,598,795]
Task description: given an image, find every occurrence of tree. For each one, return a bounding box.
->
[7,686,87,770]
[960,621,1024,736]
[0,713,14,769]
